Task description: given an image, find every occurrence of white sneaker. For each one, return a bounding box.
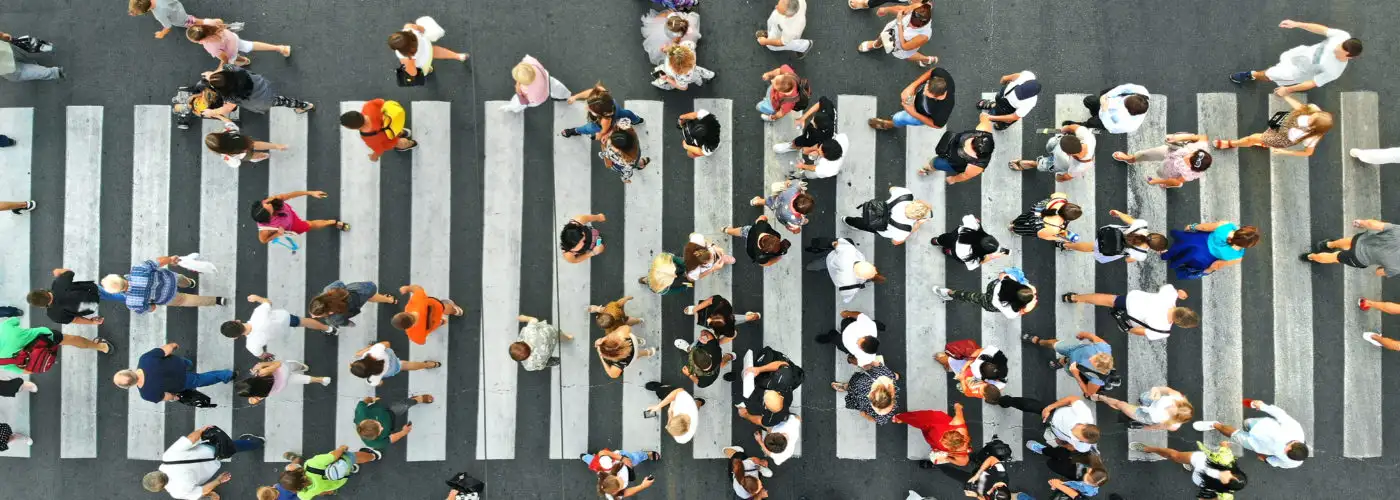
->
[1362,332,1383,347]
[1192,421,1218,432]
[673,339,692,351]
[1182,463,1194,472]
[21,435,33,446]
[20,381,36,393]
[1350,148,1361,159]
[932,286,953,302]
[319,377,332,386]
[758,465,773,478]
[772,142,795,154]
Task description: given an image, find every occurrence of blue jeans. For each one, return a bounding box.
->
[98,288,126,302]
[232,438,263,453]
[756,98,776,115]
[572,105,642,135]
[891,110,928,128]
[581,450,651,466]
[929,157,957,173]
[182,358,234,389]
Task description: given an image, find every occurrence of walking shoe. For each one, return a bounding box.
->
[867,118,894,130]
[324,326,339,336]
[350,464,361,475]
[796,44,810,59]
[673,338,692,351]
[1192,421,1218,432]
[1242,398,1258,408]
[683,305,696,315]
[560,128,580,138]
[758,465,774,478]
[931,286,953,302]
[399,139,419,151]
[398,127,412,139]
[1182,463,1194,472]
[1362,332,1383,347]
[632,117,646,126]
[1359,298,1372,311]
[1047,358,1065,370]
[181,276,198,288]
[214,297,226,306]
[237,434,267,446]
[644,381,663,392]
[0,135,14,147]
[723,372,737,382]
[360,447,383,461]
[1299,252,1313,263]
[1025,440,1046,455]
[318,377,332,386]
[10,200,35,215]
[1228,71,1254,84]
[1128,441,1147,452]
[1311,239,1332,253]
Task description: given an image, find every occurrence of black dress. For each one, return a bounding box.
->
[744,220,787,265]
[696,295,737,339]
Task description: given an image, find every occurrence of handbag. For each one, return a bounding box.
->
[9,35,52,54]
[1266,110,1290,130]
[1110,308,1170,336]
[0,335,59,374]
[396,65,431,87]
[200,425,237,459]
[176,253,218,274]
[178,389,218,409]
[446,471,485,499]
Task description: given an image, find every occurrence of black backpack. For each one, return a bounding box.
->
[1095,225,1128,256]
[859,194,915,232]
[973,436,1014,464]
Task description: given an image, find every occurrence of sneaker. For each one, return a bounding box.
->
[57,67,65,80]
[214,296,226,306]
[1242,398,1258,409]
[931,286,953,302]
[1025,440,1046,455]
[1192,421,1218,432]
[1313,239,1334,253]
[773,142,796,154]
[644,381,663,392]
[796,44,810,59]
[360,447,383,461]
[758,465,773,478]
[400,140,419,151]
[633,117,645,126]
[1360,298,1372,311]
[399,128,413,140]
[1182,463,1194,472]
[683,306,695,315]
[760,113,774,122]
[1128,441,1147,452]
[1362,332,1383,347]
[0,135,13,147]
[324,326,339,336]
[318,377,332,386]
[1228,71,1254,85]
[10,200,35,215]
[238,433,267,446]
[673,339,692,351]
[282,451,302,462]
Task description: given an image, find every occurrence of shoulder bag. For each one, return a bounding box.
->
[396,65,431,87]
[0,335,58,374]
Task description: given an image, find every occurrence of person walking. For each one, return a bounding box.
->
[114,342,234,404]
[104,256,224,314]
[1132,441,1248,499]
[185,23,290,71]
[753,414,801,466]
[773,96,834,154]
[932,453,1016,500]
[1192,398,1308,468]
[143,426,263,499]
[1301,218,1399,276]
[935,339,1007,400]
[979,70,1041,130]
[856,1,935,66]
[724,445,773,499]
[920,113,994,185]
[589,295,642,334]
[1162,220,1260,279]
[1091,386,1193,431]
[640,7,701,65]
[684,232,736,282]
[756,64,804,122]
[675,329,732,387]
[651,42,715,91]
[643,384,702,444]
[221,294,335,360]
[279,445,382,499]
[559,213,608,264]
[0,314,111,376]
[128,0,214,39]
[595,324,655,379]
[200,64,314,116]
[756,0,810,57]
[1010,193,1084,243]
[751,179,814,233]
[389,16,468,79]
[806,237,883,303]
[931,214,1008,271]
[789,133,847,180]
[1229,19,1361,95]
[1063,285,1199,340]
[736,346,804,429]
[236,360,331,405]
[1064,83,1150,134]
[1024,331,1115,399]
[251,190,348,245]
[843,186,932,245]
[340,98,417,162]
[868,65,953,130]
[1213,94,1331,157]
[588,448,660,499]
[355,394,434,451]
[686,295,760,342]
[205,115,287,168]
[933,269,1039,318]
[392,283,463,345]
[0,31,62,82]
[1057,209,1168,264]
[349,340,440,386]
[307,280,396,328]
[1112,133,1213,188]
[1010,123,1096,183]
[561,84,644,140]
[815,310,882,370]
[897,403,971,467]
[995,394,1100,453]
[724,215,791,267]
[679,108,722,158]
[29,267,125,326]
[511,314,574,371]
[500,55,571,113]
[1361,331,1400,351]
[599,124,650,184]
[833,363,899,425]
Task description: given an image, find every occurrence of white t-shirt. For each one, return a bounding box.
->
[686,232,723,280]
[357,343,393,386]
[669,390,699,444]
[218,121,246,168]
[885,15,932,59]
[1046,400,1096,453]
[731,456,762,498]
[767,0,807,42]
[1099,83,1149,134]
[1125,284,1178,340]
[767,415,801,465]
[1052,126,1097,176]
[876,186,920,242]
[841,313,880,367]
[396,24,433,69]
[826,238,869,303]
[244,303,292,357]
[805,133,849,179]
[603,463,632,500]
[157,437,220,500]
[1270,29,1351,87]
[1002,70,1039,117]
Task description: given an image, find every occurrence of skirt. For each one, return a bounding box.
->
[1259,110,1304,149]
[640,10,700,66]
[1161,229,1217,280]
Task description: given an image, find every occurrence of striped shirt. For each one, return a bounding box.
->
[125,260,179,313]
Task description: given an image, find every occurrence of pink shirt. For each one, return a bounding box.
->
[269,364,290,395]
[517,55,551,105]
[265,203,305,233]
[200,30,240,61]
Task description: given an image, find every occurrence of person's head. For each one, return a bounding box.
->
[357,419,385,440]
[978,360,1005,382]
[984,484,1012,500]
[904,201,932,221]
[705,313,729,328]
[185,24,221,43]
[1338,38,1363,60]
[205,131,253,155]
[739,475,763,495]
[249,198,285,224]
[387,31,418,56]
[586,86,616,116]
[101,274,129,294]
[1124,232,1170,252]
[1228,225,1261,248]
[308,289,349,317]
[970,134,995,158]
[597,336,628,359]
[280,469,311,493]
[819,138,844,161]
[976,234,1001,256]
[1073,424,1101,443]
[128,0,153,15]
[856,336,880,355]
[339,111,366,130]
[1054,202,1084,222]
[773,74,797,94]
[598,473,625,496]
[349,357,385,379]
[763,432,788,454]
[1089,352,1114,374]
[511,63,538,86]
[1188,150,1213,172]
[509,341,532,362]
[869,376,896,414]
[926,74,949,97]
[665,413,692,437]
[256,486,281,500]
[1013,287,1036,306]
[1169,307,1199,328]
[1124,94,1149,116]
[1286,441,1309,461]
[792,192,815,215]
[141,471,169,492]
[685,243,713,271]
[1084,468,1109,486]
[1168,399,1195,424]
[205,71,235,95]
[665,15,690,35]
[1059,135,1084,156]
[757,234,790,256]
[666,44,696,73]
[938,429,968,452]
[811,109,834,132]
[113,370,139,389]
[235,375,275,398]
[1302,109,1335,138]
[391,312,418,331]
[689,346,715,373]
[25,289,53,308]
[910,3,933,27]
[219,320,250,338]
[608,130,635,152]
[594,312,619,329]
[763,389,785,411]
[853,261,878,280]
[981,384,1002,404]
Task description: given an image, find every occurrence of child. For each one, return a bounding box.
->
[220,294,335,360]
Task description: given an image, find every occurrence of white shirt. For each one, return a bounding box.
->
[1143,393,1185,429]
[1274,29,1351,87]
[1002,70,1039,117]
[669,390,699,444]
[954,214,984,270]
[396,24,433,69]
[1241,403,1307,468]
[826,238,869,303]
[1052,126,1097,176]
[767,0,807,42]
[731,456,762,498]
[358,343,393,386]
[1284,114,1324,148]
[686,232,722,280]
[805,133,849,179]
[767,416,801,465]
[1125,284,1178,340]
[1045,400,1096,453]
[244,303,292,357]
[886,15,932,58]
[876,186,919,242]
[603,463,632,500]
[1098,83,1149,134]
[157,437,220,500]
[841,313,880,367]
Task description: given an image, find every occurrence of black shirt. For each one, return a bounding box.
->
[744,220,787,265]
[742,390,791,427]
[696,295,736,338]
[792,96,835,148]
[46,270,101,324]
[936,130,992,173]
[689,336,724,388]
[913,67,955,127]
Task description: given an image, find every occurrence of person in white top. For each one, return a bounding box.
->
[791,133,847,179]
[996,395,1100,453]
[1090,386,1193,431]
[1011,123,1095,182]
[1069,83,1149,134]
[387,16,468,78]
[1230,19,1362,96]
[978,70,1040,130]
[1063,284,1199,340]
[220,294,335,360]
[203,116,287,168]
[1057,210,1169,264]
[756,0,810,55]
[349,340,440,386]
[815,310,881,369]
[142,426,263,499]
[842,186,931,245]
[643,384,701,444]
[754,414,800,465]
[1194,399,1309,468]
[684,232,736,282]
[806,237,881,303]
[855,1,935,66]
[724,445,773,499]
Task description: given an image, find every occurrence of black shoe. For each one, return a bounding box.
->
[1061,120,1077,127]
[1048,358,1065,370]
[695,397,706,407]
[1299,252,1314,263]
[10,200,34,215]
[214,297,227,306]
[0,135,14,147]
[1313,239,1334,253]
[324,326,339,336]
[360,447,383,461]
[560,128,580,138]
[976,99,996,110]
[644,381,663,392]
[723,372,736,382]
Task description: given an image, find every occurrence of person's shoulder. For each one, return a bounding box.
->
[1327,28,1351,39]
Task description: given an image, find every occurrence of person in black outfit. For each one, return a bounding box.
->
[977,71,1041,131]
[28,268,124,325]
[773,96,835,153]
[675,330,731,388]
[734,346,803,428]
[868,66,954,130]
[936,454,1013,500]
[920,113,994,184]
[678,109,721,158]
[933,215,1008,271]
[934,272,1038,318]
[686,295,760,341]
[725,215,790,267]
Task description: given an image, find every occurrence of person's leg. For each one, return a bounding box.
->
[547,77,572,100]
[7,62,62,81]
[1065,293,1117,307]
[430,45,467,61]
[1130,145,1171,162]
[187,369,236,388]
[1092,393,1144,421]
[1323,236,1355,250]
[780,38,813,53]
[570,121,603,136]
[891,111,924,128]
[440,299,465,316]
[618,449,651,465]
[400,360,440,371]
[167,293,219,307]
[1138,444,1193,465]
[756,98,776,115]
[296,315,334,333]
[1352,147,1400,165]
[937,463,974,482]
[1041,446,1080,479]
[0,201,33,212]
[843,216,879,233]
[58,334,108,352]
[1229,133,1265,148]
[946,288,987,307]
[500,94,530,113]
[994,395,1048,415]
[245,41,290,55]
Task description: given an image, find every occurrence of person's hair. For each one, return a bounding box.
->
[256,486,280,500]
[509,341,532,361]
[689,347,714,371]
[988,486,1012,500]
[666,44,696,73]
[1302,110,1335,139]
[1124,95,1149,116]
[205,131,253,155]
[665,15,690,34]
[820,138,844,161]
[978,361,1005,382]
[982,384,1002,404]
[235,375,275,398]
[185,24,221,43]
[1169,400,1195,424]
[1079,424,1101,443]
[357,419,384,440]
[597,473,624,496]
[706,313,728,328]
[249,198,283,224]
[339,111,366,129]
[206,71,236,95]
[939,429,968,451]
[928,75,949,96]
[763,389,785,410]
[388,31,418,56]
[1286,441,1309,461]
[101,274,127,293]
[350,357,384,378]
[1085,468,1109,485]
[1014,288,1035,306]
[739,476,762,494]
[391,312,417,330]
[870,273,887,284]
[665,413,692,437]
[1056,202,1084,222]
[792,192,815,214]
[608,130,635,152]
[1091,352,1114,373]
[511,63,537,85]
[587,86,616,116]
[141,471,169,492]
[308,289,350,316]
[219,320,246,338]
[128,0,153,15]
[811,109,833,131]
[971,134,995,157]
[1190,150,1213,172]
[857,336,880,354]
[1124,232,1170,252]
[684,242,713,272]
[594,312,618,329]
[763,433,788,453]
[773,74,797,93]
[25,289,52,307]
[910,3,933,25]
[1171,307,1200,328]
[597,336,628,359]
[280,469,311,493]
[757,234,789,255]
[1342,38,1363,57]
[1228,225,1261,248]
[1059,135,1084,155]
[113,370,139,389]
[905,201,932,220]
[869,382,895,410]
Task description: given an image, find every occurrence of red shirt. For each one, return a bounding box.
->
[359,99,398,154]
[766,65,801,116]
[898,410,969,455]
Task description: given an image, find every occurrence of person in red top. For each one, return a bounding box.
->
[894,402,971,467]
[390,284,462,344]
[756,65,803,122]
[339,99,418,162]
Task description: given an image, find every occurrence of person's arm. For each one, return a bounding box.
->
[1279,19,1331,36]
[1111,210,1137,225]
[900,70,932,104]
[1191,220,1227,232]
[247,294,270,306]
[1075,331,1106,344]
[1047,479,1081,498]
[975,112,995,133]
[647,388,684,413]
[1128,326,1147,337]
[619,476,656,497]
[1149,177,1186,188]
[1041,395,1079,420]
[968,456,1000,483]
[273,190,325,202]
[185,426,210,445]
[945,166,983,185]
[399,284,425,296]
[1066,364,1099,397]
[738,408,763,426]
[161,343,179,356]
[795,100,821,129]
[389,422,414,443]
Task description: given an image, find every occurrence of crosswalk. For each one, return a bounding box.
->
[0,90,1388,463]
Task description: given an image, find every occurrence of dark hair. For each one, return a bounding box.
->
[1057,203,1084,222]
[339,111,366,129]
[308,289,349,316]
[205,71,239,97]
[280,469,310,493]
[248,198,282,224]
[1080,424,1101,443]
[978,361,1005,382]
[219,320,245,339]
[976,235,1000,256]
[810,110,833,132]
[910,3,932,25]
[1286,442,1309,461]
[988,486,1011,500]
[1014,288,1035,306]
[686,114,722,149]
[1125,95,1149,116]
[350,357,384,378]
[1059,135,1083,155]
[25,290,52,307]
[587,88,616,117]
[1229,225,1261,248]
[758,236,790,255]
[205,132,253,155]
[1190,150,1213,172]
[971,134,995,158]
[683,242,712,272]
[763,433,788,453]
[235,375,274,398]
[792,192,815,214]
[689,347,714,371]
[509,342,531,361]
[857,336,880,354]
[391,312,416,330]
[981,385,1002,404]
[928,75,949,96]
[820,139,844,161]
[1342,38,1363,57]
[387,31,418,56]
[559,221,588,252]
[609,130,635,152]
[185,24,220,42]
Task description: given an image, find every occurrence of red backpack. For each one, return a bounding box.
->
[0,335,58,374]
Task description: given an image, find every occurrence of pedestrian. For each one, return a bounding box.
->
[1009,193,1084,243]
[979,70,1041,130]
[1361,332,1400,351]
[752,414,800,465]
[1091,386,1193,431]
[756,64,805,122]
[1351,146,1400,165]
[898,403,971,467]
[340,98,417,162]
[855,2,935,66]
[561,84,644,140]
[773,96,834,153]
[1301,218,1399,276]
[869,65,953,130]
[650,42,714,91]
[595,324,655,379]
[674,329,733,387]
[640,7,701,66]
[756,0,811,57]
[255,455,304,500]
[724,215,791,267]
[736,346,804,428]
[221,294,335,360]
[236,360,331,405]
[932,214,1008,271]
[751,179,814,233]
[143,426,263,499]
[723,445,773,499]
[590,448,659,499]
[833,363,899,425]
[29,267,124,326]
[684,232,736,282]
[1057,210,1168,264]
[1063,285,1198,340]
[205,115,287,168]
[789,133,847,179]
[589,295,642,334]
[599,123,650,184]
[251,190,348,245]
[389,16,468,79]
[355,394,434,450]
[114,342,233,404]
[307,280,396,328]
[686,295,760,342]
[933,269,1039,318]
[935,339,1007,400]
[815,310,882,369]
[129,0,218,39]
[0,315,110,377]
[1192,398,1308,468]
[185,23,290,71]
[0,421,32,453]
[200,64,314,115]
[995,394,1100,453]
[1010,123,1096,183]
[1064,83,1150,134]
[104,256,225,314]
[806,237,883,303]
[843,186,932,245]
[500,55,571,113]
[279,445,382,499]
[511,314,574,371]
[1111,133,1213,188]
[392,283,463,345]
[1131,441,1247,498]
[558,213,608,264]
[0,31,62,82]
[348,340,440,386]
[920,113,994,185]
[1229,19,1361,95]
[1162,220,1260,279]
[678,109,722,157]
[1023,332,1116,398]
[643,384,702,443]
[1213,94,1331,157]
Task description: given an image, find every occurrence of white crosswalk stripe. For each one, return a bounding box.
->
[60,106,101,458]
[127,105,171,461]
[1340,91,1383,458]
[334,101,381,455]
[834,94,878,460]
[550,101,592,460]
[983,107,1025,462]
[0,107,34,459]
[1269,95,1316,442]
[691,98,733,459]
[407,101,452,462]
[194,113,237,435]
[761,111,803,459]
[1052,95,1095,406]
[1125,94,1170,460]
[478,101,524,460]
[904,124,945,460]
[262,108,308,459]
[621,99,665,455]
[1197,93,1245,447]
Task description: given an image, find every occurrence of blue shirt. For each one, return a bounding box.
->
[1064,481,1100,497]
[136,348,190,403]
[274,484,298,500]
[1207,223,1246,261]
[125,260,179,313]
[1063,342,1112,387]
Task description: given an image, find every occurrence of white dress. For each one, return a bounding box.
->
[650,40,714,91]
[881,14,931,59]
[640,10,700,66]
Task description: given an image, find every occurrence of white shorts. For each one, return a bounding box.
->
[1188,451,1209,486]
[236,39,255,53]
[1263,46,1314,87]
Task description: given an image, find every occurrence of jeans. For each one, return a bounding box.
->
[231,438,263,453]
[930,157,957,173]
[0,54,60,82]
[757,98,776,115]
[572,107,642,135]
[98,288,126,302]
[891,110,927,128]
[182,358,234,389]
[581,450,651,466]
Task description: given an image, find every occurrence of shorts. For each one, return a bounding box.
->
[929,157,958,173]
[236,40,254,54]
[1337,248,1366,268]
[288,314,302,327]
[287,218,312,234]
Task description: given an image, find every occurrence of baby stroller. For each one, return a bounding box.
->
[171,84,237,130]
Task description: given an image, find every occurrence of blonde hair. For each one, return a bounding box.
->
[666,414,692,437]
[666,44,696,73]
[141,471,168,492]
[128,0,153,15]
[905,201,932,220]
[1169,400,1195,424]
[101,274,128,294]
[511,63,537,85]
[357,419,383,440]
[113,370,139,389]
[256,486,280,500]
[869,378,896,411]
[1091,352,1114,373]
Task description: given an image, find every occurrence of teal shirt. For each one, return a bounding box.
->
[1207,223,1246,261]
[0,317,54,374]
[353,400,394,449]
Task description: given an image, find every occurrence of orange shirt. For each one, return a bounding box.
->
[359,99,398,154]
[403,290,443,344]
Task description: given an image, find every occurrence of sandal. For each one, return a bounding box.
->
[831,382,848,392]
[94,337,115,355]
[1213,139,1235,150]
[1008,160,1033,171]
[1048,358,1065,370]
[295,103,316,115]
[1061,293,1077,303]
[423,361,442,369]
[1020,333,1040,346]
[335,221,350,231]
[1112,151,1136,163]
[857,41,879,53]
[848,0,869,8]
[417,394,436,404]
[638,157,651,169]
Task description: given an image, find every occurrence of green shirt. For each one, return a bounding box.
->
[353,400,394,449]
[297,453,350,499]
[0,317,54,374]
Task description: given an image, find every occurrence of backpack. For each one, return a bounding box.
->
[972,436,1014,464]
[378,100,408,139]
[1076,364,1123,391]
[859,194,915,232]
[1095,225,1128,256]
[0,335,58,373]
